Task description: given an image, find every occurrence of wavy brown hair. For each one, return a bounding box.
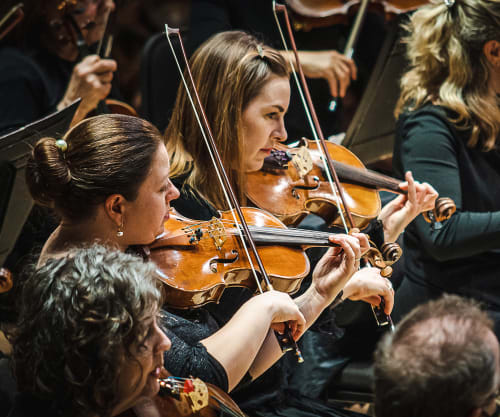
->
[165,31,289,210]
[12,245,163,417]
[395,0,500,150]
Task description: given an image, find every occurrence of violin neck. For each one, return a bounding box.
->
[248,226,336,248]
[331,161,404,194]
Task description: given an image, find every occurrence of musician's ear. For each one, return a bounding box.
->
[105,194,126,227]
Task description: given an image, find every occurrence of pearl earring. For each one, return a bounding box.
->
[117,219,124,237]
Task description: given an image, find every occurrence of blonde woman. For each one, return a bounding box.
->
[392,0,500,332]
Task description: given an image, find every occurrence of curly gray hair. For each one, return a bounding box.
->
[12,244,163,417]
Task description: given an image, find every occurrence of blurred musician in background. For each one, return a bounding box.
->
[187,0,387,139]
[0,0,117,133]
[375,295,500,417]
[392,0,500,335]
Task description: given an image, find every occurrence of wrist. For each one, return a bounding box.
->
[307,282,339,310]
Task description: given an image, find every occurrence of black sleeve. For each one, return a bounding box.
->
[188,0,233,55]
[397,112,500,261]
[0,49,51,134]
[161,311,229,391]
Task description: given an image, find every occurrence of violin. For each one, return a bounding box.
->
[122,373,247,417]
[144,207,344,309]
[286,0,429,31]
[155,375,247,417]
[246,139,456,229]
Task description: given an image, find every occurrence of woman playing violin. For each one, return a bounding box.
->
[391,0,500,334]
[9,244,171,417]
[164,30,437,415]
[25,113,365,406]
[0,0,117,133]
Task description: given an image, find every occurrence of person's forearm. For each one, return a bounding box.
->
[200,298,274,391]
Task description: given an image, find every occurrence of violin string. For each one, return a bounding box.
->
[174,221,338,239]
[158,224,336,246]
[272,1,350,234]
[165,26,264,294]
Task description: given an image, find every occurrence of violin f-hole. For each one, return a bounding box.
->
[291,176,320,199]
[209,250,239,273]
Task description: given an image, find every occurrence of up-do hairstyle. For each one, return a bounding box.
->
[166,30,290,210]
[12,244,163,417]
[374,294,497,417]
[26,114,162,222]
[395,0,500,150]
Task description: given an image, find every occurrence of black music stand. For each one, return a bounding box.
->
[341,18,407,168]
[0,100,80,266]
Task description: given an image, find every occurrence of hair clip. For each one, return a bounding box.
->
[257,45,265,58]
[444,0,455,8]
[55,139,68,153]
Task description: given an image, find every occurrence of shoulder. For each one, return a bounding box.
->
[396,104,460,150]
[0,47,45,83]
[171,180,218,221]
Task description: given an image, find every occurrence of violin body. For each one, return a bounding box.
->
[148,208,309,309]
[246,139,380,229]
[286,0,429,30]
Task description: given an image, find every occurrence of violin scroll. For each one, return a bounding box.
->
[422,197,456,225]
[380,242,403,265]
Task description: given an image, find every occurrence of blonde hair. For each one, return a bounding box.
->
[395,0,500,150]
[165,31,289,210]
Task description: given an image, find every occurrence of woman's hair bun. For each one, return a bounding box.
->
[26,137,72,207]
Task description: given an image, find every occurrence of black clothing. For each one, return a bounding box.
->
[162,308,229,391]
[7,393,55,417]
[0,47,73,134]
[188,0,386,139]
[168,179,364,416]
[392,104,500,334]
[0,355,15,417]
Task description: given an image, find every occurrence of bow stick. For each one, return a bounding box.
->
[165,25,305,361]
[273,2,395,329]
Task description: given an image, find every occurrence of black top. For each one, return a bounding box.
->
[393,104,500,308]
[161,307,230,391]
[0,47,73,134]
[7,393,57,417]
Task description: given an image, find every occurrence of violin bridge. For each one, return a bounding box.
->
[208,217,227,251]
[291,146,313,179]
[184,378,210,412]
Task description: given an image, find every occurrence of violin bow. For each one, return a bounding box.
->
[0,3,24,41]
[164,25,304,361]
[327,0,370,112]
[273,1,355,233]
[273,2,395,330]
